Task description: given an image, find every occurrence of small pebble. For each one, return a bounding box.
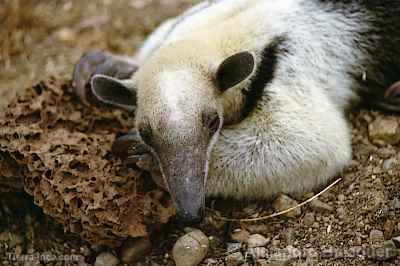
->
[303,212,315,226]
[310,199,334,213]
[273,194,301,218]
[368,116,400,145]
[172,229,209,266]
[225,252,245,266]
[247,234,270,247]
[338,194,345,203]
[369,229,384,245]
[94,252,119,266]
[56,27,76,44]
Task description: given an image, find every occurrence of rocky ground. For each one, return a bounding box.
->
[1,1,400,265]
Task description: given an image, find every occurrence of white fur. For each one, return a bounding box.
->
[133,0,369,198]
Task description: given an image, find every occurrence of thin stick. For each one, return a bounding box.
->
[208,178,342,222]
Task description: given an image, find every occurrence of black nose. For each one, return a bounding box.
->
[176,209,203,226]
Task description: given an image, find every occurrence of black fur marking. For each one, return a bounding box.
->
[317,0,400,110]
[241,37,286,118]
[216,52,255,91]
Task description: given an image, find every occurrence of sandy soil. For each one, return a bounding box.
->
[0,1,399,266]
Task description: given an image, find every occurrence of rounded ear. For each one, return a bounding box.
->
[215,51,255,91]
[91,74,137,111]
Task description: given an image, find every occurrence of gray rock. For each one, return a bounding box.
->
[94,252,119,266]
[310,199,333,213]
[389,197,400,211]
[273,195,301,218]
[247,234,270,247]
[337,194,345,203]
[120,238,152,263]
[336,207,346,220]
[369,116,400,145]
[303,212,315,226]
[383,157,397,170]
[369,229,384,245]
[225,252,245,266]
[172,229,209,266]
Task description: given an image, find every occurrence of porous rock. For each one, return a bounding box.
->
[0,78,175,246]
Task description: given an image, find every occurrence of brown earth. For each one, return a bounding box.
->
[0,1,399,266]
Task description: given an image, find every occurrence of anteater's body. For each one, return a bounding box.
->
[73,0,400,223]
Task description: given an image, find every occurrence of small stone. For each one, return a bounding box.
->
[389,197,400,210]
[336,207,346,220]
[204,258,218,265]
[338,194,345,203]
[369,116,400,145]
[310,199,333,213]
[120,237,152,263]
[225,252,245,266]
[273,194,301,218]
[172,229,209,266]
[383,157,397,170]
[56,27,76,44]
[247,234,270,247]
[94,252,119,266]
[369,229,385,245]
[227,242,242,254]
[303,212,315,226]
[231,229,250,243]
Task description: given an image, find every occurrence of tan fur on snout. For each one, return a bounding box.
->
[132,44,229,217]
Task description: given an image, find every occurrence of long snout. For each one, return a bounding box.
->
[159,150,206,225]
[173,178,205,225]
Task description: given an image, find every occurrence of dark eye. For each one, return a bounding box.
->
[202,112,220,136]
[138,125,152,144]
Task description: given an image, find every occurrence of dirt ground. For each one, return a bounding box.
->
[0,1,399,266]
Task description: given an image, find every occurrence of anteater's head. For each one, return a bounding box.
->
[91,43,256,224]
